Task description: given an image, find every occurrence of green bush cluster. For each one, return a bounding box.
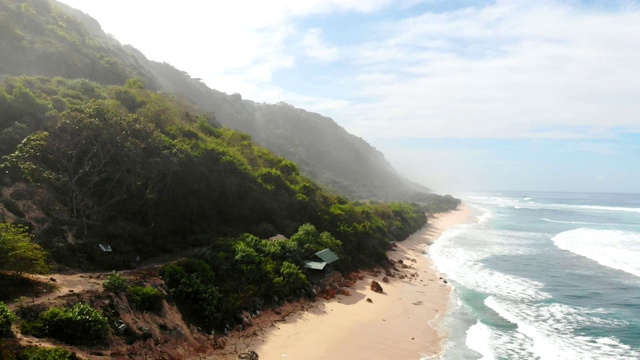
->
[160,224,344,332]
[15,346,78,360]
[102,271,130,294]
[24,303,108,346]
[0,301,15,337]
[159,259,222,331]
[103,272,163,312]
[128,286,163,312]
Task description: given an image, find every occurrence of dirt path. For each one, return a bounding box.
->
[6,272,107,312]
[5,246,203,312]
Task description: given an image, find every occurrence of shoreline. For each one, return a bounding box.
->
[210,205,472,359]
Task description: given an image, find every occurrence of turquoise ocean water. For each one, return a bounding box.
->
[429,192,640,359]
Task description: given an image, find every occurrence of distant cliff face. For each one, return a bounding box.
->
[0,0,429,200]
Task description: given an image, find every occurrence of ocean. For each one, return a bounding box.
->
[429,192,640,360]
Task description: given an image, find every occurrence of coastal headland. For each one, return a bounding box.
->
[211,205,472,360]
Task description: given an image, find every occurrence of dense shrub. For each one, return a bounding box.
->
[17,346,78,360]
[103,272,162,312]
[0,301,15,337]
[103,271,129,294]
[128,286,163,312]
[29,303,108,346]
[160,261,223,331]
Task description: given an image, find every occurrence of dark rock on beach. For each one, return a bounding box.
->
[370,280,384,293]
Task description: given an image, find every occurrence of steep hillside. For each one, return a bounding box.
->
[0,0,429,200]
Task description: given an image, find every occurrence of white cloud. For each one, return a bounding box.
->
[302,28,339,62]
[57,0,414,104]
[340,1,640,139]
[58,0,640,141]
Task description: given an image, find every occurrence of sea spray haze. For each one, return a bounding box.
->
[430,192,640,359]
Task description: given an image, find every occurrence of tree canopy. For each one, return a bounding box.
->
[0,223,49,274]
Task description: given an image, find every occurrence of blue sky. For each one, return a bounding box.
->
[59,0,640,193]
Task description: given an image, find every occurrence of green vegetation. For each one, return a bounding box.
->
[103,272,163,312]
[159,218,415,333]
[22,303,108,346]
[0,301,15,337]
[0,344,78,360]
[128,286,163,312]
[0,223,49,274]
[13,346,78,360]
[102,271,130,294]
[159,259,223,331]
[0,75,457,333]
[411,193,462,214]
[0,0,155,88]
[0,2,465,354]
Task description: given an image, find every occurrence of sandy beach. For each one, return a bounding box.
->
[213,205,472,360]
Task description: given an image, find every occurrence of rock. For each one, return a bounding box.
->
[443,279,448,284]
[117,322,128,334]
[397,259,404,264]
[323,287,337,299]
[238,350,258,360]
[382,276,390,283]
[399,274,406,279]
[240,311,253,327]
[49,277,57,282]
[337,288,351,296]
[214,336,227,350]
[320,271,344,288]
[370,280,383,293]
[366,298,373,303]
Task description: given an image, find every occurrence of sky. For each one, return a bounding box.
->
[58,0,640,193]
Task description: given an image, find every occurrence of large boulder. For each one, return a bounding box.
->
[321,271,345,288]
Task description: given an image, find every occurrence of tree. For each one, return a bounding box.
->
[0,301,15,337]
[0,223,49,274]
[4,100,164,235]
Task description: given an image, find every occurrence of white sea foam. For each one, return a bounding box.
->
[466,202,493,224]
[553,228,640,278]
[485,297,638,360]
[541,218,640,227]
[466,194,640,214]
[431,227,549,302]
[525,202,640,213]
[465,321,496,360]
